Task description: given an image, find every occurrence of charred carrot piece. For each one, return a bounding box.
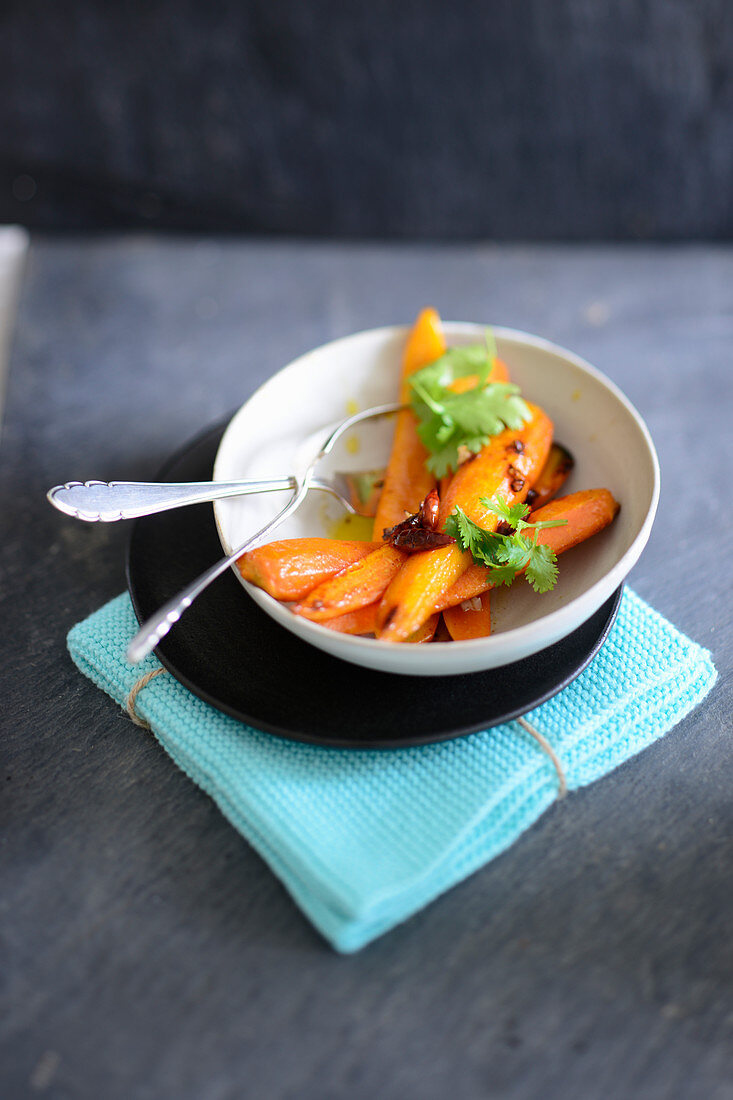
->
[527,443,575,512]
[237,539,380,601]
[376,404,553,641]
[517,488,618,555]
[296,319,511,620]
[400,307,448,396]
[436,564,498,610]
[372,307,445,536]
[323,602,379,635]
[372,412,437,537]
[432,615,454,642]
[286,490,618,629]
[443,591,492,640]
[293,543,406,621]
[408,614,440,643]
[433,489,620,611]
[323,604,439,640]
[295,310,445,620]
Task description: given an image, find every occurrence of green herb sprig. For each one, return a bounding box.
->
[408,331,531,478]
[444,495,568,593]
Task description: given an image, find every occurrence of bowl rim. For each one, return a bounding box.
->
[213,322,660,668]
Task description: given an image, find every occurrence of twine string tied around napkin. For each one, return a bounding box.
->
[125,666,567,797]
[125,666,167,728]
[515,715,567,798]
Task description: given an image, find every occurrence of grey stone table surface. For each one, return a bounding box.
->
[1,239,731,1100]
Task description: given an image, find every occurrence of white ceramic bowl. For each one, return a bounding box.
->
[213,324,659,676]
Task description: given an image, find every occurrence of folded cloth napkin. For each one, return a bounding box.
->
[68,588,716,953]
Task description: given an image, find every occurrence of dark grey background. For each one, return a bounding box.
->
[3,0,733,238]
[1,238,731,1099]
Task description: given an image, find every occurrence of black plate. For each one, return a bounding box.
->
[127,421,623,749]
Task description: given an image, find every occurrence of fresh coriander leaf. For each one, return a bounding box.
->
[444,507,482,555]
[419,438,461,479]
[494,539,531,572]
[480,495,529,527]
[445,508,511,576]
[445,501,565,593]
[445,508,502,566]
[411,380,532,476]
[484,328,498,370]
[409,375,445,416]
[525,543,560,593]
[411,341,496,394]
[407,333,532,476]
[483,562,518,587]
[527,517,570,530]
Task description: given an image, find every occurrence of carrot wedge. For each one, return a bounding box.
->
[372,308,445,535]
[323,602,379,635]
[313,488,617,624]
[322,604,439,640]
[376,404,553,641]
[527,443,575,511]
[434,489,620,612]
[443,591,492,640]
[295,310,445,620]
[237,539,380,601]
[294,319,515,621]
[293,543,406,621]
[408,614,440,643]
[516,489,619,557]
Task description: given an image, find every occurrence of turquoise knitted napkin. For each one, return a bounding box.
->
[68,588,716,953]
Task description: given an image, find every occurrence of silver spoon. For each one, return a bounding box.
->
[47,472,359,522]
[125,401,403,664]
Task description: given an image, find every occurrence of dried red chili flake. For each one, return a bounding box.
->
[387,526,456,552]
[382,490,456,553]
[419,489,441,530]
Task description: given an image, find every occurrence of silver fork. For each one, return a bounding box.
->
[47,472,358,522]
[125,401,403,663]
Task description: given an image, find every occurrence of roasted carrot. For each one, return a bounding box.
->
[433,489,620,612]
[432,615,453,642]
[400,307,447,398]
[443,591,492,640]
[237,538,380,601]
[286,488,616,624]
[323,604,439,641]
[372,307,445,535]
[371,411,437,537]
[527,443,575,512]
[376,404,554,641]
[293,543,406,621]
[408,614,440,643]
[293,310,444,620]
[517,488,618,556]
[436,563,498,609]
[243,485,617,625]
[295,319,516,620]
[323,602,379,635]
[321,607,440,642]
